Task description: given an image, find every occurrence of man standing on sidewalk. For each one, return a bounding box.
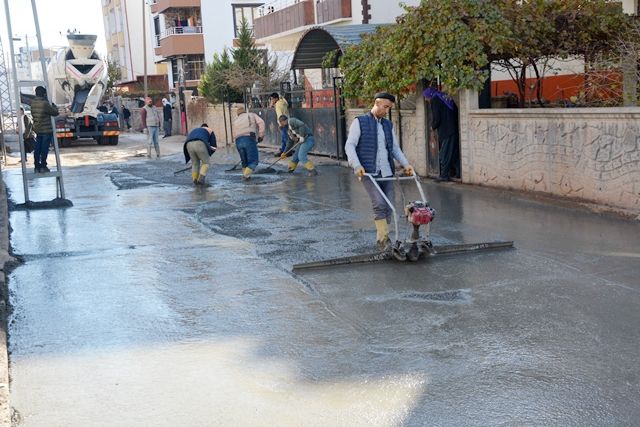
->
[162,98,173,138]
[140,97,162,158]
[232,106,265,181]
[423,87,460,182]
[269,93,289,157]
[30,86,59,173]
[345,92,414,251]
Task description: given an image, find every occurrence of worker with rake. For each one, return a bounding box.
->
[345,92,415,251]
[278,115,318,176]
[183,124,217,185]
[233,106,265,180]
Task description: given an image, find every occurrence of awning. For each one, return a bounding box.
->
[290,24,383,70]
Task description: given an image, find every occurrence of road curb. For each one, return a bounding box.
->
[0,174,14,427]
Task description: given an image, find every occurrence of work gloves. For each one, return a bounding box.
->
[403,165,415,176]
[280,152,288,159]
[354,166,365,177]
[257,136,264,142]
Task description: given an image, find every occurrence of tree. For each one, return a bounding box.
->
[492,0,630,106]
[106,59,122,92]
[338,0,630,106]
[199,50,242,103]
[338,0,512,99]
[225,17,271,95]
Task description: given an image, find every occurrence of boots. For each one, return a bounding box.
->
[287,161,298,174]
[374,219,391,252]
[242,167,253,181]
[303,160,318,176]
[191,172,199,185]
[197,164,209,185]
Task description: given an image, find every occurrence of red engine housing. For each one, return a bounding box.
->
[405,202,435,225]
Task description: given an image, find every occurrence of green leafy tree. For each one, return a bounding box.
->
[338,0,630,106]
[225,17,271,94]
[339,0,512,99]
[199,50,243,103]
[106,59,122,92]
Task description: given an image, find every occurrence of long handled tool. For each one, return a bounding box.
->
[225,160,242,172]
[254,140,304,174]
[174,165,191,175]
[292,173,514,271]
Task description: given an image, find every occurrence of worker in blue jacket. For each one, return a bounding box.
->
[183,124,217,185]
[345,92,414,251]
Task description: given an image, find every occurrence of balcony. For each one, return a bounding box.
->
[316,0,351,24]
[150,0,200,15]
[154,26,204,58]
[254,0,314,39]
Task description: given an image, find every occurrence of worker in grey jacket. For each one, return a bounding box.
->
[278,115,317,176]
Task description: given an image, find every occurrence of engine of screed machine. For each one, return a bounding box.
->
[404,201,435,225]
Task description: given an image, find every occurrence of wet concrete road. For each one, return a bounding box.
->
[4,135,640,426]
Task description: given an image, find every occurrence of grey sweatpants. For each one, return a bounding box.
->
[186,140,211,177]
[362,177,395,221]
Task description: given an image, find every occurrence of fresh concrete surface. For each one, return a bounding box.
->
[1,131,639,426]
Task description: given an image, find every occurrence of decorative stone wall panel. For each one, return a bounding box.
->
[465,107,640,213]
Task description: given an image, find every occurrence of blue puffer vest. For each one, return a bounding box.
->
[355,113,395,174]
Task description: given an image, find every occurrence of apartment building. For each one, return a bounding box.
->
[200,1,265,62]
[101,0,165,88]
[149,0,205,91]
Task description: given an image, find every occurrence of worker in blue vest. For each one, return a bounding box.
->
[345,92,414,251]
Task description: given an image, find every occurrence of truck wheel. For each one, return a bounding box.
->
[96,136,104,145]
[109,136,119,146]
[59,138,71,148]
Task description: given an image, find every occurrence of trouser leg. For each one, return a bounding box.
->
[246,139,259,170]
[439,135,455,179]
[298,136,316,172]
[362,177,394,221]
[280,126,287,153]
[236,139,248,168]
[150,127,160,156]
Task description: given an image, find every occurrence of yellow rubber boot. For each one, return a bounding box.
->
[374,219,391,251]
[303,160,318,176]
[287,161,298,174]
[191,172,199,184]
[242,167,253,180]
[197,164,209,185]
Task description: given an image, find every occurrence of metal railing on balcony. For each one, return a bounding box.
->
[253,0,314,39]
[155,26,203,47]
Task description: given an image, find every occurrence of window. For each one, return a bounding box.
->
[232,3,263,37]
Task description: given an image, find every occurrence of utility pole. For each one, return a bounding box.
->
[142,0,148,98]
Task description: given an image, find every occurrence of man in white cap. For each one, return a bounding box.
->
[140,97,162,158]
[345,92,415,251]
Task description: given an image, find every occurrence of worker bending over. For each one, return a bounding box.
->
[233,106,265,180]
[345,92,414,251]
[278,115,318,176]
[183,124,217,185]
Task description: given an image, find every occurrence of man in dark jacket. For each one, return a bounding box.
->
[345,92,414,251]
[162,98,173,137]
[31,86,59,173]
[183,124,216,185]
[423,87,460,182]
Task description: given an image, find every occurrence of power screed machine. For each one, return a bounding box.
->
[292,173,514,271]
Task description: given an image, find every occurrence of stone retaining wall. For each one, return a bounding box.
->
[462,104,640,213]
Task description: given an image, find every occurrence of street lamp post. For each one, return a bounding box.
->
[142,0,148,98]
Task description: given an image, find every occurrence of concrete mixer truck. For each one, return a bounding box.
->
[48,34,119,146]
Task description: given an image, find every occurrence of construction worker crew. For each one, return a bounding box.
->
[345,92,415,251]
[183,124,217,186]
[278,115,318,176]
[270,92,289,157]
[31,86,59,173]
[232,105,265,180]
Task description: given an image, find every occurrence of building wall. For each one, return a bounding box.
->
[459,91,640,213]
[102,0,159,83]
[201,0,261,62]
[353,0,420,24]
